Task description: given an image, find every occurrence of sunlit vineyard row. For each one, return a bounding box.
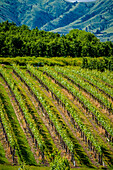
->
[0,64,113,169]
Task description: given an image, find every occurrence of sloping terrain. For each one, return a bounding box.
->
[0,64,113,168]
[0,0,113,41]
[50,0,113,41]
[0,0,73,29]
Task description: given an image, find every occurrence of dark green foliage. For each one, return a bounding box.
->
[0,21,113,58]
[82,58,88,69]
[82,57,113,72]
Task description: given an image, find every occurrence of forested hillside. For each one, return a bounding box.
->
[0,0,113,41]
[0,21,113,58]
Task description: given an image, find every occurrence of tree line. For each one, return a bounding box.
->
[0,21,113,58]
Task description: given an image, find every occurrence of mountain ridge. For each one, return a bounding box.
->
[0,0,113,41]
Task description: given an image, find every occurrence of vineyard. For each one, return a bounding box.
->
[0,64,113,169]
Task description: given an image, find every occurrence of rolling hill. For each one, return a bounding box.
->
[0,0,113,41]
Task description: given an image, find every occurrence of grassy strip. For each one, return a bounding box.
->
[0,164,50,170]
[0,57,82,66]
[0,164,98,170]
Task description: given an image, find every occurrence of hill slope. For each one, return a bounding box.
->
[50,0,113,41]
[0,0,113,41]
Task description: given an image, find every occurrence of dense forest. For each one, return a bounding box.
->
[0,21,113,58]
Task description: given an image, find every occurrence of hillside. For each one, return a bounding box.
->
[0,0,113,41]
[50,0,113,42]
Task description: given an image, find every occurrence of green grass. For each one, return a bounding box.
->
[1,164,110,170]
[0,164,100,170]
[0,165,50,170]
